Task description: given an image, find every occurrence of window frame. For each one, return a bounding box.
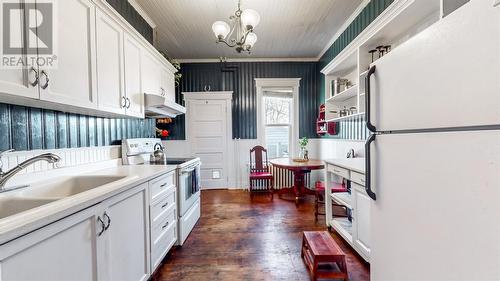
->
[263,95,293,159]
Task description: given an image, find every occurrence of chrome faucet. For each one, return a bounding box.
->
[0,149,61,192]
[346,148,356,158]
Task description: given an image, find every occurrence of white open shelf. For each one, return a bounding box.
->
[330,217,353,243]
[326,112,365,123]
[331,192,352,209]
[326,86,357,103]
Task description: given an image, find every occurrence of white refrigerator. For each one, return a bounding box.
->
[365,0,500,280]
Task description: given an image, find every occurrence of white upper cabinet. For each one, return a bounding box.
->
[123,34,144,118]
[161,67,176,102]
[0,1,39,100]
[96,10,125,115]
[141,50,161,96]
[39,0,97,109]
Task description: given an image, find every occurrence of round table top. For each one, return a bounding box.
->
[269,158,325,171]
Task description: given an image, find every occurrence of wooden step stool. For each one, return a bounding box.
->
[301,231,348,281]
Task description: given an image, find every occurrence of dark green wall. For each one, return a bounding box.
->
[0,103,155,152]
[166,62,321,140]
[106,0,153,44]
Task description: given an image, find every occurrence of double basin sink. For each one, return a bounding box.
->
[0,175,127,220]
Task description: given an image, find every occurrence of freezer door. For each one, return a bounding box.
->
[368,0,500,132]
[370,130,500,280]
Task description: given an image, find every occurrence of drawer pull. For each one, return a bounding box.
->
[160,183,167,188]
[161,202,169,208]
[162,222,169,229]
[333,169,341,173]
[360,178,365,183]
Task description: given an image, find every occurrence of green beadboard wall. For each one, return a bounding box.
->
[318,0,394,140]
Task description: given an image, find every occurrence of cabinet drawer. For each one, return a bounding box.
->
[151,206,176,245]
[328,164,350,179]
[151,221,176,271]
[150,172,175,202]
[150,188,176,222]
[350,171,366,186]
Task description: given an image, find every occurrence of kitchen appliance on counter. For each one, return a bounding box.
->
[365,1,500,280]
[121,138,201,246]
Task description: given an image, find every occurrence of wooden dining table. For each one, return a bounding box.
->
[269,158,325,206]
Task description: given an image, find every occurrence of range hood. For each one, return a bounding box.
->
[144,93,186,118]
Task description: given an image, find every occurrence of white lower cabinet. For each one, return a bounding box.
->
[352,183,371,261]
[0,183,151,281]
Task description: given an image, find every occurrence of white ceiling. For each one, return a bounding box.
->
[135,0,363,60]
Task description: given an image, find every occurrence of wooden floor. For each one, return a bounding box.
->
[152,190,370,281]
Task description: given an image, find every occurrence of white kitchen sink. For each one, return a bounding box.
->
[0,197,57,220]
[16,175,127,199]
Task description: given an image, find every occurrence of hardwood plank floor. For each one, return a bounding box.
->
[152,190,370,281]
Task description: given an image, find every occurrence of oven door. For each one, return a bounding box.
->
[178,164,200,216]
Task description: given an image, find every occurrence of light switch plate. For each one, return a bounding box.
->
[212,170,221,179]
[495,0,500,7]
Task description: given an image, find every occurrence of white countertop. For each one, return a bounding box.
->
[324,158,366,174]
[0,164,177,245]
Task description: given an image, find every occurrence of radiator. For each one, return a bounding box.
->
[248,163,310,190]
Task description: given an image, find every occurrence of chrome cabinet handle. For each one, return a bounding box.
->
[161,201,169,209]
[126,97,131,109]
[103,212,111,230]
[40,70,49,89]
[365,134,377,200]
[29,67,39,87]
[365,65,376,133]
[121,96,126,108]
[97,216,106,236]
[162,221,169,229]
[160,183,167,188]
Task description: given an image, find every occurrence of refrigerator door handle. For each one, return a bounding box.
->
[365,65,377,133]
[365,133,377,200]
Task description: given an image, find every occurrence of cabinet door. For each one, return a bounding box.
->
[39,0,97,109]
[0,1,38,100]
[96,10,125,115]
[123,34,144,118]
[100,183,150,281]
[162,67,176,102]
[352,183,371,260]
[0,206,100,281]
[140,50,161,96]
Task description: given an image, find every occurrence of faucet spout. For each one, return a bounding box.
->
[0,153,61,191]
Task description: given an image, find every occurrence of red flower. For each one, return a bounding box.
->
[161,130,169,137]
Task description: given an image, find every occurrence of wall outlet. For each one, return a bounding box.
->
[212,170,221,179]
[495,0,500,7]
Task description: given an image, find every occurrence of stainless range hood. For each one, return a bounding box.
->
[144,93,186,118]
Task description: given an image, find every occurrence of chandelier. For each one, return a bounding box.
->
[211,0,260,53]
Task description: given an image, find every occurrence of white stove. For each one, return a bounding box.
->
[122,138,201,246]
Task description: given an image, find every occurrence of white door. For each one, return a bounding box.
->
[96,10,125,115]
[0,2,38,100]
[100,183,149,281]
[0,206,100,281]
[370,130,500,280]
[368,0,500,132]
[187,99,230,189]
[123,34,144,118]
[352,183,370,261]
[141,50,161,96]
[39,0,97,109]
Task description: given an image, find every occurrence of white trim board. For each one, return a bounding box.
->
[255,78,301,158]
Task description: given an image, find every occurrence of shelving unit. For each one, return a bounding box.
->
[321,0,441,128]
[331,217,353,243]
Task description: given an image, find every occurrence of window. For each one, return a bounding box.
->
[263,95,292,159]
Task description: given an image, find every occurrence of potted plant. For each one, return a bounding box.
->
[299,137,309,160]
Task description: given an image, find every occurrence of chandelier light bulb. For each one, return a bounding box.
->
[245,32,257,47]
[212,21,231,39]
[241,9,260,30]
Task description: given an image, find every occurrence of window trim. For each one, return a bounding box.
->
[255,78,301,158]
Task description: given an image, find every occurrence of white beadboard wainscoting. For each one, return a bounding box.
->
[162,138,366,189]
[0,146,121,176]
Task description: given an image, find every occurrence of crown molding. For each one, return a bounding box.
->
[176,57,318,63]
[128,0,157,28]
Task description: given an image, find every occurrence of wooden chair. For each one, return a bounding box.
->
[249,146,274,200]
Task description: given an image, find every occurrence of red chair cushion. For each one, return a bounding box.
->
[250,172,273,179]
[315,181,348,193]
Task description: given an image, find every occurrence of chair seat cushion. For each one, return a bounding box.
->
[250,172,273,179]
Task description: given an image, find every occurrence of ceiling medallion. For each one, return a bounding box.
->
[211,0,260,53]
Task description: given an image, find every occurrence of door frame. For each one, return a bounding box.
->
[183,91,233,189]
